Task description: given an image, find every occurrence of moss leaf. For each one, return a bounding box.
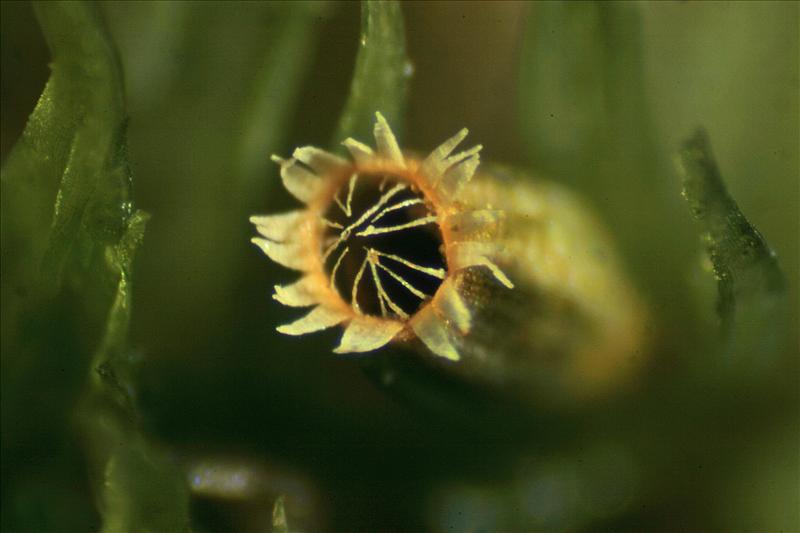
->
[2,1,132,291]
[677,129,787,365]
[1,2,190,531]
[333,0,409,145]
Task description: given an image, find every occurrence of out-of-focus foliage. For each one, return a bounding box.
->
[1,1,797,532]
[519,1,697,353]
[81,210,192,533]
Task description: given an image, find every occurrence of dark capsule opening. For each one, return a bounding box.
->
[322,173,447,318]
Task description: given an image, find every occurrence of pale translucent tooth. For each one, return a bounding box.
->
[249,211,306,242]
[409,305,460,361]
[433,278,471,334]
[276,305,349,336]
[342,138,374,165]
[292,146,348,175]
[437,154,480,198]
[445,144,482,166]
[333,317,405,353]
[251,237,312,271]
[273,276,323,307]
[445,209,503,239]
[448,242,514,289]
[420,128,469,179]
[272,156,324,204]
[373,112,406,168]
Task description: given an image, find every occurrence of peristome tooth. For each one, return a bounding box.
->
[448,242,514,289]
[373,112,406,167]
[437,153,480,198]
[276,305,349,336]
[419,128,469,179]
[342,138,374,165]
[251,237,313,271]
[249,211,306,242]
[273,156,324,204]
[409,305,460,361]
[292,146,348,175]
[445,144,482,166]
[273,276,324,307]
[433,278,471,334]
[333,317,405,353]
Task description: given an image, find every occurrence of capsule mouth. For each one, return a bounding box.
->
[251,112,512,358]
[322,172,446,319]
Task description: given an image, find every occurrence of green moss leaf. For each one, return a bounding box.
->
[1,2,190,531]
[333,0,409,145]
[2,1,131,291]
[677,129,787,366]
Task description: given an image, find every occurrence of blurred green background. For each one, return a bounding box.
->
[1,1,797,531]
